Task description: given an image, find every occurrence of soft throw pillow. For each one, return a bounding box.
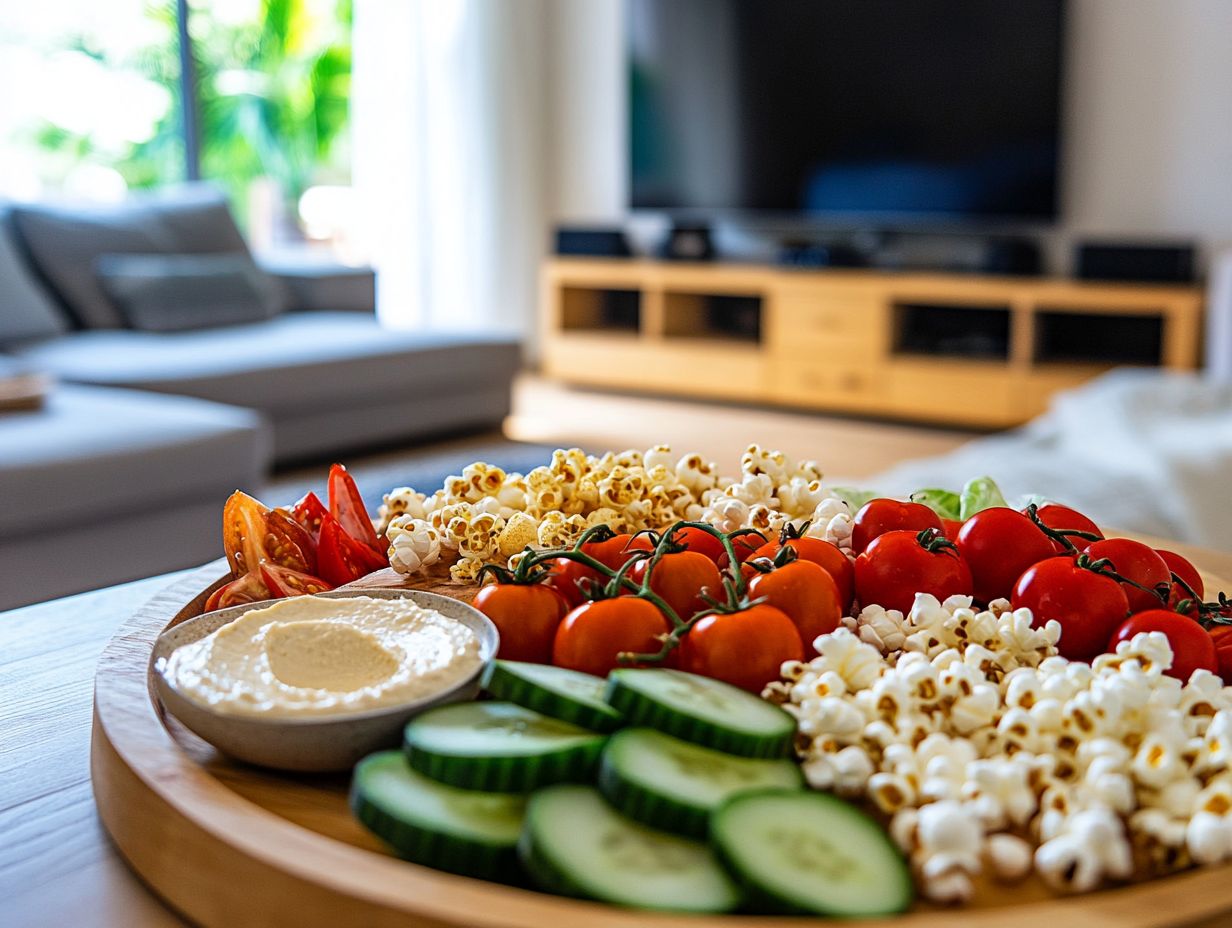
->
[95,253,284,332]
[9,184,255,329]
[0,207,69,344]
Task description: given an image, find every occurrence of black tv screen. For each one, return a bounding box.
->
[629,0,1066,223]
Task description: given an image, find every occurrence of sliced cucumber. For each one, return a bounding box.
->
[404,701,606,792]
[518,785,740,913]
[605,668,796,758]
[483,660,624,732]
[598,727,803,838]
[350,751,526,881]
[711,790,913,917]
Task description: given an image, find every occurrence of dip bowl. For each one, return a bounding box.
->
[151,588,499,772]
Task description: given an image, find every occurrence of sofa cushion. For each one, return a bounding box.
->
[12,312,523,415]
[96,253,283,332]
[9,184,256,329]
[0,206,68,344]
[0,383,269,537]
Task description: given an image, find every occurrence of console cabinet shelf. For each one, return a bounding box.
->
[540,258,1204,428]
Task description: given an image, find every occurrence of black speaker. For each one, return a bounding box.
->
[658,223,715,261]
[554,227,632,258]
[1075,242,1196,283]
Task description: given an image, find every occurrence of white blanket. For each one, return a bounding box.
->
[867,370,1232,552]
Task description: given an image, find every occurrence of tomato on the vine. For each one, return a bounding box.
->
[851,499,943,555]
[749,535,854,613]
[552,598,671,676]
[666,525,727,564]
[1209,625,1232,684]
[1157,549,1205,610]
[940,518,965,540]
[1107,610,1218,682]
[1011,557,1128,661]
[725,530,767,568]
[1083,538,1171,614]
[677,604,803,693]
[747,559,841,656]
[955,507,1054,604]
[854,529,973,616]
[630,550,722,623]
[582,533,654,571]
[1029,504,1103,554]
[474,582,569,663]
[541,556,603,608]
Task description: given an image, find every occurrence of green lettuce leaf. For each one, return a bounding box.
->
[830,486,880,511]
[959,476,1008,521]
[910,488,962,521]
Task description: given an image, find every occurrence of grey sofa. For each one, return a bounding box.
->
[0,184,521,608]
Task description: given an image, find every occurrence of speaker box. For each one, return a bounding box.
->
[554,227,632,258]
[1075,242,1196,284]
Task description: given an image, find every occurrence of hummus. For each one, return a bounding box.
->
[161,595,483,718]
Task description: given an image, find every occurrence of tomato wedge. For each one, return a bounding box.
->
[222,491,317,576]
[318,513,387,585]
[204,570,271,612]
[328,463,382,556]
[288,491,329,543]
[259,563,333,598]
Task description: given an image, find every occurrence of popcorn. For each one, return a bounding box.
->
[385,516,441,575]
[1035,808,1133,892]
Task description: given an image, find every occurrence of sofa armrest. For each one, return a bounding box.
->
[257,257,377,314]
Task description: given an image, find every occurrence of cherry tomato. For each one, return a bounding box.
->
[725,530,768,568]
[541,557,604,608]
[631,550,723,622]
[1157,549,1205,610]
[1012,558,1129,661]
[749,536,854,613]
[666,525,727,564]
[473,582,569,663]
[747,560,841,656]
[1029,504,1104,554]
[204,569,270,612]
[1108,610,1218,682]
[1209,625,1232,684]
[287,491,329,543]
[552,598,671,676]
[678,605,804,692]
[854,529,972,616]
[851,499,942,555]
[1083,538,1171,614]
[258,563,332,598]
[940,518,965,540]
[582,533,655,571]
[327,463,383,556]
[317,513,386,586]
[222,491,317,576]
[955,507,1055,604]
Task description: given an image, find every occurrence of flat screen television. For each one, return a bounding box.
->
[629,0,1067,225]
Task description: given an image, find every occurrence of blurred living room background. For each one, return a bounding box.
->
[2,0,1231,609]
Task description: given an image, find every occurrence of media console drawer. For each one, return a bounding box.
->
[769,359,884,410]
[768,293,885,360]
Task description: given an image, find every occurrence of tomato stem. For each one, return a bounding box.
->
[916,527,960,555]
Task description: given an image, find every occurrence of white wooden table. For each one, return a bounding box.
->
[5,538,1232,927]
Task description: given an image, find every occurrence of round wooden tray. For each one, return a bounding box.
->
[92,555,1232,928]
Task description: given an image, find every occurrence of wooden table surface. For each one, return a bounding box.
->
[5,538,1232,928]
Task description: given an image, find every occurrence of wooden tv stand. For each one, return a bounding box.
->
[540,258,1204,428]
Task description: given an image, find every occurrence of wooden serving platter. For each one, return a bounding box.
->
[92,551,1232,928]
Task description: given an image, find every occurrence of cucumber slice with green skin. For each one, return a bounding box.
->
[403,701,606,792]
[518,784,741,913]
[483,660,624,733]
[605,668,796,758]
[711,789,914,917]
[350,751,526,881]
[598,727,804,838]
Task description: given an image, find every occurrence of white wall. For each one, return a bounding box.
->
[545,0,1232,266]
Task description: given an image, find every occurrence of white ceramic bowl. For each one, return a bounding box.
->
[151,588,499,772]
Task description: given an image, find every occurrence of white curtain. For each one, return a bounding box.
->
[352,0,548,335]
